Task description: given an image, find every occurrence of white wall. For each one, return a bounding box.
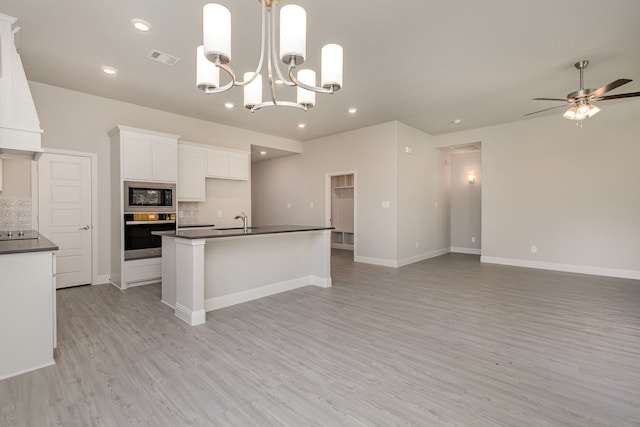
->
[252,121,452,267]
[396,122,450,265]
[252,122,400,263]
[450,151,481,253]
[28,82,299,281]
[433,101,640,279]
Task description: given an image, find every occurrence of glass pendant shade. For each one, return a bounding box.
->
[280,5,306,65]
[587,104,601,117]
[196,45,220,90]
[243,72,262,108]
[563,106,577,120]
[203,3,231,64]
[321,44,343,90]
[297,69,316,107]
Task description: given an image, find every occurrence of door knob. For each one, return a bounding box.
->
[79,225,90,230]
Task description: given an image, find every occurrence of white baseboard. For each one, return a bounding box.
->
[0,360,55,382]
[94,274,111,285]
[354,255,397,267]
[204,275,329,312]
[481,256,640,280]
[397,248,451,267]
[356,248,450,268]
[174,303,206,326]
[451,247,481,255]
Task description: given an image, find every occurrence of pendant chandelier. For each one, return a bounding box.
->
[196,1,343,112]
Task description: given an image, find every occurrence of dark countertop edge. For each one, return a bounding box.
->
[0,234,59,255]
[154,225,334,240]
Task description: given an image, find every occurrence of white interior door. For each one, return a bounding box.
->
[38,153,92,288]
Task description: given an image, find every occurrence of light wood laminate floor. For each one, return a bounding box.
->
[2,251,640,426]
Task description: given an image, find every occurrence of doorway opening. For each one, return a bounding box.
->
[326,171,356,259]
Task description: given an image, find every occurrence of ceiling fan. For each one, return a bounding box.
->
[525,60,640,120]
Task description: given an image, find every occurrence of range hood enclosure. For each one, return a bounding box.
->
[0,13,43,160]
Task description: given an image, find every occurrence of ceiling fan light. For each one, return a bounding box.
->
[574,111,588,120]
[587,104,601,117]
[577,103,590,115]
[563,107,577,120]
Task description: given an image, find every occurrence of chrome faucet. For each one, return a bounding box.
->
[234,212,248,232]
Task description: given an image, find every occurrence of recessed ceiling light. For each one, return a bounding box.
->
[224,102,234,109]
[260,151,267,156]
[298,123,306,128]
[102,66,118,75]
[348,107,357,114]
[452,119,462,124]
[131,19,151,32]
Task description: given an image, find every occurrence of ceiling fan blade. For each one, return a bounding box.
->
[595,91,640,101]
[533,97,569,102]
[524,103,571,116]
[587,78,632,99]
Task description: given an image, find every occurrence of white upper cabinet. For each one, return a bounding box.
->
[205,148,249,181]
[178,143,206,202]
[115,126,178,183]
[228,152,250,180]
[152,137,178,182]
[206,149,230,178]
[122,133,153,181]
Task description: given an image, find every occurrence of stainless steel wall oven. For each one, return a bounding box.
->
[123,181,176,260]
[123,213,176,260]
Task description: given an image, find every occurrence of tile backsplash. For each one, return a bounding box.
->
[178,202,199,226]
[0,197,32,230]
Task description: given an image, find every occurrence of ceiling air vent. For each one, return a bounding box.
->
[147,50,180,66]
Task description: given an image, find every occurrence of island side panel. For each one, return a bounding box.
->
[310,229,332,287]
[203,230,332,311]
[174,238,206,326]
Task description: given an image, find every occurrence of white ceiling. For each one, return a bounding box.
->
[3,0,640,142]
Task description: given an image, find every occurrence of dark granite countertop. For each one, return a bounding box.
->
[154,225,333,240]
[0,234,59,255]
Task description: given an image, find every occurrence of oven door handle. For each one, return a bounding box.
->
[125,220,176,225]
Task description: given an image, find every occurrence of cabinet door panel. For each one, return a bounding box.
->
[178,145,206,201]
[152,138,178,182]
[206,149,229,178]
[123,133,153,181]
[228,152,249,180]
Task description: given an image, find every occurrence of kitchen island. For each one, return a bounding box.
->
[156,226,332,326]
[0,232,58,380]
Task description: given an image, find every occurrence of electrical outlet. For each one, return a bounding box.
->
[435,201,439,208]
[381,201,390,208]
[178,211,184,219]
[531,245,537,253]
[415,242,420,249]
[310,202,314,208]
[471,237,476,243]
[217,210,223,218]
[287,203,292,209]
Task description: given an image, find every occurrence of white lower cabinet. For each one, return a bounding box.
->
[124,258,162,287]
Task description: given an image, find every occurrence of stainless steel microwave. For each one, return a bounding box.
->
[124,181,176,213]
